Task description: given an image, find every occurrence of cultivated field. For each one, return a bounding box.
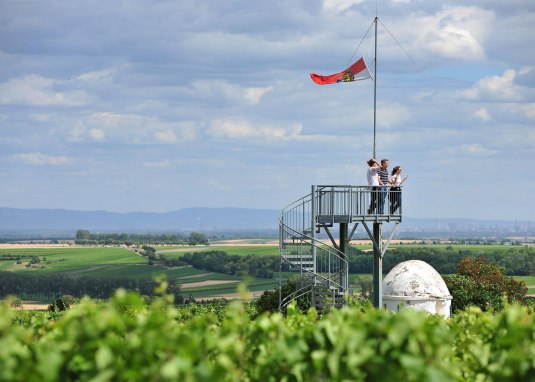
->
[1,242,533,301]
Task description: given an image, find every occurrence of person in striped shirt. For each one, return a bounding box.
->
[377,159,390,214]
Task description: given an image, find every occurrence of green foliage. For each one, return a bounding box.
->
[347,244,534,276]
[74,230,190,245]
[445,256,528,313]
[1,290,534,381]
[188,232,209,246]
[181,250,277,278]
[255,277,312,315]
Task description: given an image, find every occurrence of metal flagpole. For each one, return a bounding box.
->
[372,15,382,309]
[373,16,378,159]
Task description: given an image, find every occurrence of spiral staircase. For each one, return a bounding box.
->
[278,185,402,313]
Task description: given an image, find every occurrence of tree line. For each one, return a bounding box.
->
[0,271,183,302]
[180,250,279,278]
[74,230,208,246]
[346,245,534,276]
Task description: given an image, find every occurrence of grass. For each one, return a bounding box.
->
[0,247,145,275]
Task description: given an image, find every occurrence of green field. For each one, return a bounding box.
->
[0,247,145,273]
[1,244,532,300]
[0,246,284,298]
[157,245,279,258]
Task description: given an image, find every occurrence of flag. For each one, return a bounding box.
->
[310,57,371,85]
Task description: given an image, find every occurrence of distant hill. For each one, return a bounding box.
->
[0,207,530,236]
[0,207,279,231]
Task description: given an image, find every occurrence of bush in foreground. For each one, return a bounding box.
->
[1,290,534,381]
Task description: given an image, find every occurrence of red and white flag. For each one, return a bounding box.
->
[310,57,372,85]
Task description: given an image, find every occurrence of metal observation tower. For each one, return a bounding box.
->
[278,17,403,312]
[278,186,402,312]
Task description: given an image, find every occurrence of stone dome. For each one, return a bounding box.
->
[383,260,451,299]
[382,260,452,317]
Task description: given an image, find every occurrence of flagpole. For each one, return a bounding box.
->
[373,16,378,159]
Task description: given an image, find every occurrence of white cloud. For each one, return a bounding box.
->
[190,80,273,105]
[89,128,105,141]
[209,118,302,141]
[244,86,274,105]
[154,130,177,144]
[408,7,494,60]
[449,143,497,157]
[13,152,70,166]
[473,107,491,121]
[0,75,91,106]
[323,0,364,13]
[68,113,198,144]
[460,68,532,101]
[76,68,117,82]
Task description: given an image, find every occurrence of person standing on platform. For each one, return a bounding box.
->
[389,166,408,214]
[367,159,382,214]
[377,159,390,214]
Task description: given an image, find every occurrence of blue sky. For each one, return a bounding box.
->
[0,0,534,220]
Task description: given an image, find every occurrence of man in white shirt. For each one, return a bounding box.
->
[367,159,382,214]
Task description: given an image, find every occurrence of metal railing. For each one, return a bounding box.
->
[316,185,402,222]
[279,189,348,312]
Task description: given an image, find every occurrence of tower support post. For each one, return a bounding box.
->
[339,222,348,291]
[372,222,382,308]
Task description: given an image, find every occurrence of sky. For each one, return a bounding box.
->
[0,0,534,220]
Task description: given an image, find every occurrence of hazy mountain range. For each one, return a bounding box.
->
[0,207,531,234]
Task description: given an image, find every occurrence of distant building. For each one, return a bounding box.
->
[382,260,452,318]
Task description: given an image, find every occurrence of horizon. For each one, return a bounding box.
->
[1,205,533,224]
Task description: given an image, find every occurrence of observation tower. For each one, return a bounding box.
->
[278,185,402,312]
[278,15,406,312]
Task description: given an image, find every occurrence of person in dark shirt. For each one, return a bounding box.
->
[377,159,390,214]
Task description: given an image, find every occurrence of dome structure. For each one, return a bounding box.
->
[382,260,452,318]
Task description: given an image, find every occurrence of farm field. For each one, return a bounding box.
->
[1,244,532,300]
[0,247,145,274]
[0,246,286,299]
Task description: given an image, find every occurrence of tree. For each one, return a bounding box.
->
[188,232,208,246]
[444,256,527,313]
[75,229,91,243]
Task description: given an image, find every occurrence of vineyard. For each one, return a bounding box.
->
[1,289,534,381]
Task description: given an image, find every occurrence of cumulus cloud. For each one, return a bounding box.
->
[473,107,491,121]
[13,152,70,166]
[68,113,198,144]
[460,67,532,101]
[189,80,273,105]
[0,75,91,106]
[209,118,302,141]
[407,6,494,60]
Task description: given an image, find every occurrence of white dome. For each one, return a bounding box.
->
[383,260,451,299]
